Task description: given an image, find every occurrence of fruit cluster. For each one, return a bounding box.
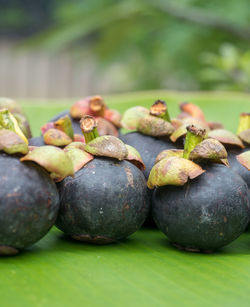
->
[0,97,249,255]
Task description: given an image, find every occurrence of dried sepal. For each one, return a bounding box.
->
[73,134,85,143]
[41,122,55,134]
[0,129,28,154]
[84,135,128,160]
[137,115,174,137]
[104,109,121,128]
[20,145,74,182]
[236,151,250,171]
[125,144,145,171]
[170,125,187,142]
[96,118,119,137]
[155,149,184,165]
[147,157,205,189]
[64,142,94,173]
[43,128,72,147]
[181,117,209,130]
[171,118,183,130]
[208,121,224,130]
[189,138,228,166]
[238,129,250,145]
[54,115,74,139]
[70,98,90,119]
[121,106,149,130]
[179,102,206,122]
[208,129,244,148]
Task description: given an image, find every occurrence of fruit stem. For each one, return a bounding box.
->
[80,115,99,143]
[237,113,250,134]
[150,100,171,123]
[183,125,206,160]
[89,96,106,117]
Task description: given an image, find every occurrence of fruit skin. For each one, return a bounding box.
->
[0,154,59,254]
[152,164,249,252]
[120,132,177,227]
[120,132,176,179]
[228,148,250,188]
[29,136,45,146]
[56,157,149,243]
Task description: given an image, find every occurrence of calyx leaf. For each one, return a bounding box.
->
[137,115,174,137]
[147,157,205,189]
[236,151,250,171]
[0,129,28,154]
[0,109,28,144]
[43,129,72,147]
[121,106,149,130]
[170,125,187,142]
[64,142,94,173]
[20,146,74,182]
[179,102,206,122]
[155,149,184,165]
[84,135,128,160]
[238,129,250,145]
[189,138,228,166]
[125,144,145,170]
[208,129,244,148]
[54,115,74,139]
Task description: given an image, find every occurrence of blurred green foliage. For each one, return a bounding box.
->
[200,44,250,91]
[3,0,250,91]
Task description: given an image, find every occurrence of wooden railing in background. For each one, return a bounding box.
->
[0,39,115,99]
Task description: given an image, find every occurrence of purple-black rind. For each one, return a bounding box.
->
[0,154,59,251]
[120,132,177,179]
[56,157,149,243]
[152,164,249,251]
[29,136,45,146]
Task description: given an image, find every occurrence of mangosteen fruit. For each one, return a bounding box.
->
[149,125,249,252]
[0,111,74,255]
[56,116,149,244]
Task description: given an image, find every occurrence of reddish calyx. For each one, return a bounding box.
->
[70,95,121,132]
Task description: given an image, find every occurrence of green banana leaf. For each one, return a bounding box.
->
[1,91,250,307]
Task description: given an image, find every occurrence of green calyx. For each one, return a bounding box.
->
[183,125,206,159]
[20,146,74,182]
[236,150,250,170]
[0,129,28,155]
[54,115,74,140]
[237,113,250,135]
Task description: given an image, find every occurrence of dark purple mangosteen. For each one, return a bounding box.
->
[0,153,59,255]
[55,116,149,244]
[0,110,74,255]
[149,126,249,252]
[208,113,250,190]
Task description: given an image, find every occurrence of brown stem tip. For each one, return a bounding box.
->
[150,100,167,116]
[186,125,206,137]
[80,115,97,133]
[89,96,105,115]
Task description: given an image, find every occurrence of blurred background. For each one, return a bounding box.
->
[0,0,250,99]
